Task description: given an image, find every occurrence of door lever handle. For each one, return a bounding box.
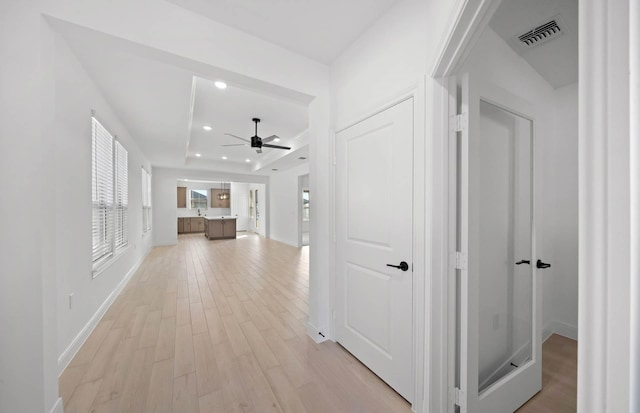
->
[515,260,530,265]
[387,261,409,271]
[536,259,551,269]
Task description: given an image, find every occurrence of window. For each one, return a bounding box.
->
[190,189,208,209]
[142,167,152,233]
[302,189,310,221]
[92,117,128,271]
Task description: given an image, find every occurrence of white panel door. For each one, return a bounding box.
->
[335,98,413,402]
[457,73,541,412]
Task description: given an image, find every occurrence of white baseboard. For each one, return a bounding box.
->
[57,246,152,375]
[543,320,578,342]
[48,397,63,413]
[306,320,328,343]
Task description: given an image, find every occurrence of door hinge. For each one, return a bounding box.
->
[453,251,467,270]
[450,387,465,408]
[450,113,467,133]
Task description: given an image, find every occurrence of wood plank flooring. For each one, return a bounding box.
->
[518,334,577,412]
[60,233,412,413]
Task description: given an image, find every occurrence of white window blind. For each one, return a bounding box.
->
[114,140,128,250]
[92,117,115,264]
[142,167,152,233]
[91,116,129,270]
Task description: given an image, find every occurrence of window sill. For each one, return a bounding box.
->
[92,245,130,279]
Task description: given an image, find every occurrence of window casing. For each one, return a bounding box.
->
[190,189,208,209]
[92,117,128,271]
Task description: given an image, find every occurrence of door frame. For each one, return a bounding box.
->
[330,82,427,412]
[429,2,505,409]
[430,0,637,412]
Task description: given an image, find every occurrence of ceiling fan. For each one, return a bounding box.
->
[223,118,291,154]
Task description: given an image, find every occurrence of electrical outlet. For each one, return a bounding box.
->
[69,293,74,309]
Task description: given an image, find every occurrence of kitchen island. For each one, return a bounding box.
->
[204,217,237,240]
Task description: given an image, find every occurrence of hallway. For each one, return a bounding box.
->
[59,234,411,412]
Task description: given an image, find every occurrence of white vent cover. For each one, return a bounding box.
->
[517,16,564,49]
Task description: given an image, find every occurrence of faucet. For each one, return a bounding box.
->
[197,208,201,216]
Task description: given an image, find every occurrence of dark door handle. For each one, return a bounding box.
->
[536,259,551,269]
[387,261,409,271]
[515,260,530,265]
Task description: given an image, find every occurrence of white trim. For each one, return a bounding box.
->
[334,87,417,133]
[48,397,63,413]
[92,244,131,279]
[429,1,504,412]
[58,245,152,375]
[542,321,578,342]
[630,0,640,409]
[430,0,502,78]
[306,321,327,343]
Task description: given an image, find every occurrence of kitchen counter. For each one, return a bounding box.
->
[204,217,236,240]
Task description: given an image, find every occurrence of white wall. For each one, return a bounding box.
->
[269,163,310,247]
[0,3,59,412]
[153,167,268,245]
[461,28,579,340]
[53,30,154,372]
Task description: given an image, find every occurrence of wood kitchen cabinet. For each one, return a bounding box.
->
[204,218,236,240]
[177,217,205,234]
[177,187,187,208]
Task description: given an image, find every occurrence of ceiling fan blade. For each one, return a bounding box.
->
[224,133,250,143]
[262,143,291,150]
[255,148,263,154]
[261,134,280,143]
[221,144,247,147]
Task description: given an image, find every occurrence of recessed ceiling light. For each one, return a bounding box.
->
[184,179,189,181]
[274,137,281,142]
[222,156,227,160]
[203,125,212,131]
[214,81,227,90]
[195,153,201,157]
[245,159,251,163]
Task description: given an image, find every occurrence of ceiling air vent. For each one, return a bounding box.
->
[517,18,563,49]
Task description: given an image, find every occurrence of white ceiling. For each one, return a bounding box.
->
[167,0,401,64]
[52,19,310,175]
[489,0,578,89]
[189,76,308,167]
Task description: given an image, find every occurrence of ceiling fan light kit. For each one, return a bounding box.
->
[224,118,291,154]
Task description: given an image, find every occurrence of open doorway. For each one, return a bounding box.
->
[433,0,579,411]
[299,174,310,246]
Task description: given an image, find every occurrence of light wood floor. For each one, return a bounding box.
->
[59,233,412,413]
[518,334,577,412]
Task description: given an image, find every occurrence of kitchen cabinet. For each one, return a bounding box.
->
[191,217,204,232]
[204,217,236,240]
[177,217,206,234]
[177,187,187,208]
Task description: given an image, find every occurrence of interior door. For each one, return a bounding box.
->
[335,98,414,402]
[457,73,541,412]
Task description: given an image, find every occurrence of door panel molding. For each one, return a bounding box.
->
[332,85,426,411]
